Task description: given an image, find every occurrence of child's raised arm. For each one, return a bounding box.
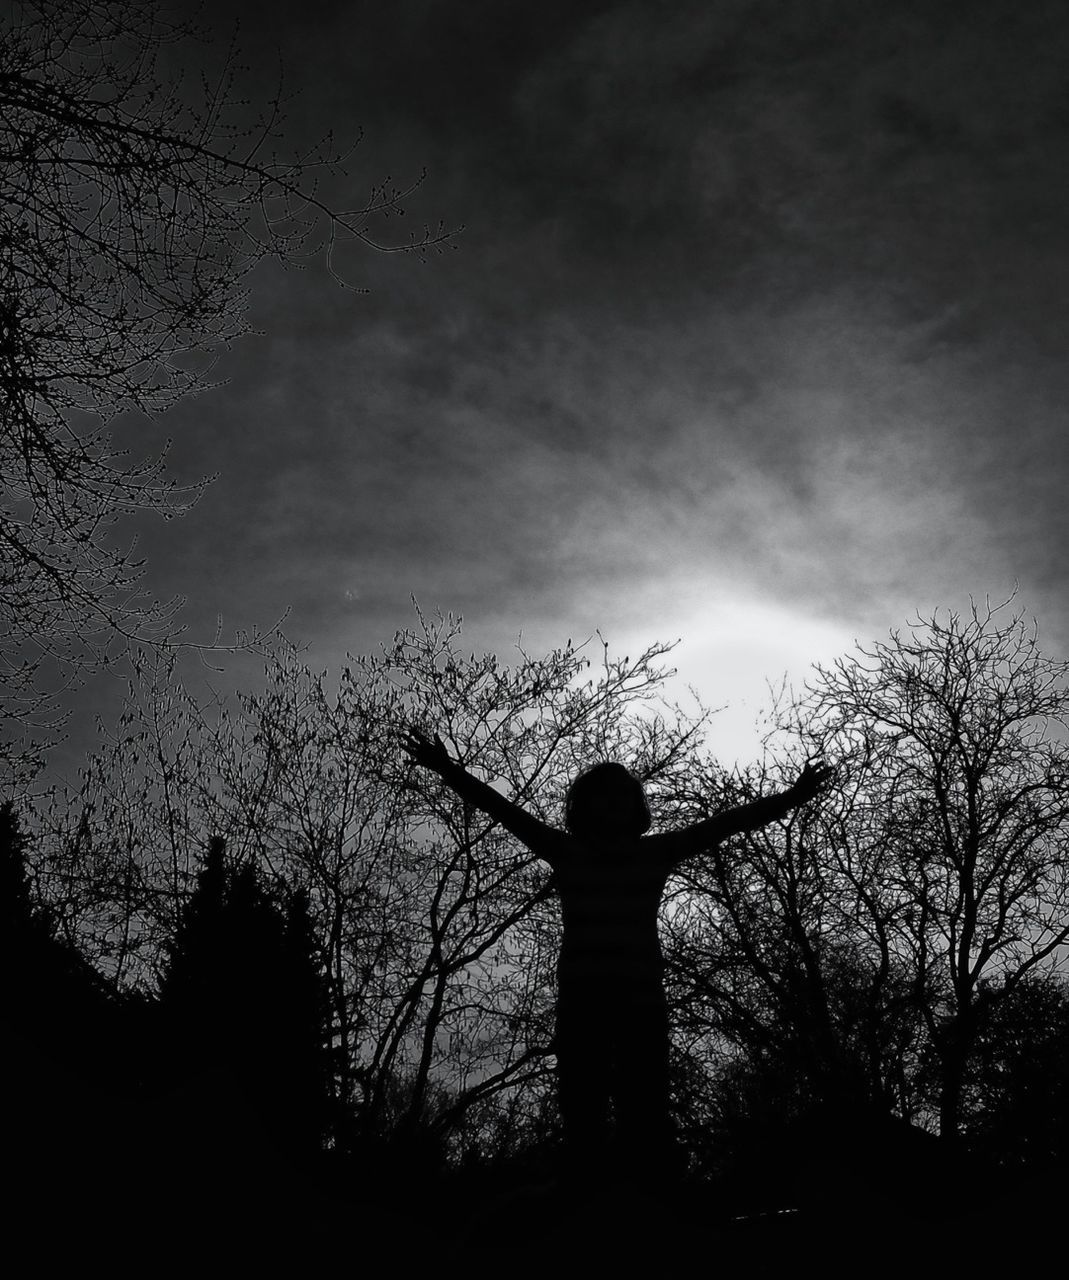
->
[403,728,565,859]
[650,760,833,864]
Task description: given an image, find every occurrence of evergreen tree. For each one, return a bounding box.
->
[159,838,334,1165]
[1,801,117,1060]
[2,801,155,1233]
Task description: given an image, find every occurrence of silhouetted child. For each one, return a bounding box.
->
[404,729,831,1186]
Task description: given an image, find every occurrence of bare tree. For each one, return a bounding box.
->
[31,597,1069,1166]
[804,599,1069,1138]
[29,608,712,1160]
[0,0,452,772]
[662,747,925,1134]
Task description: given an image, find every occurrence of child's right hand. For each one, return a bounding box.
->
[402,727,453,772]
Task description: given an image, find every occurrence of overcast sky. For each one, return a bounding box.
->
[55,0,1069,777]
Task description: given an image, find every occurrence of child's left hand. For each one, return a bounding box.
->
[790,758,834,802]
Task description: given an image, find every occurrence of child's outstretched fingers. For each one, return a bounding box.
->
[793,758,834,801]
[402,727,451,772]
[402,727,430,762]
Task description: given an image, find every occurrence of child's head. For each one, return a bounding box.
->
[564,762,652,842]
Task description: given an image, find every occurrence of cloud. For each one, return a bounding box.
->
[131,0,1069,682]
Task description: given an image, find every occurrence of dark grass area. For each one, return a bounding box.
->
[9,1084,1055,1270]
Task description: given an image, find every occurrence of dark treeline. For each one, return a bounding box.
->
[3,807,338,1249]
[5,602,1069,1257]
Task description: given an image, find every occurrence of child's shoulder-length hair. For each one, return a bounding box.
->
[564,761,652,839]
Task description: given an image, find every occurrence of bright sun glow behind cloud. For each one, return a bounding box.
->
[615,592,860,767]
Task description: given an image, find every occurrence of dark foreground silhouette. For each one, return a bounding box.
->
[4,794,1066,1266]
[405,733,831,1184]
[5,919,1061,1268]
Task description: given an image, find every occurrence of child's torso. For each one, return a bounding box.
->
[551,839,670,989]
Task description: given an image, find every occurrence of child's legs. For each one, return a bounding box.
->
[611,993,678,1178]
[555,992,612,1174]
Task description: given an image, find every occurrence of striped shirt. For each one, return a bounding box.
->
[546,836,673,992]
[438,756,797,994]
